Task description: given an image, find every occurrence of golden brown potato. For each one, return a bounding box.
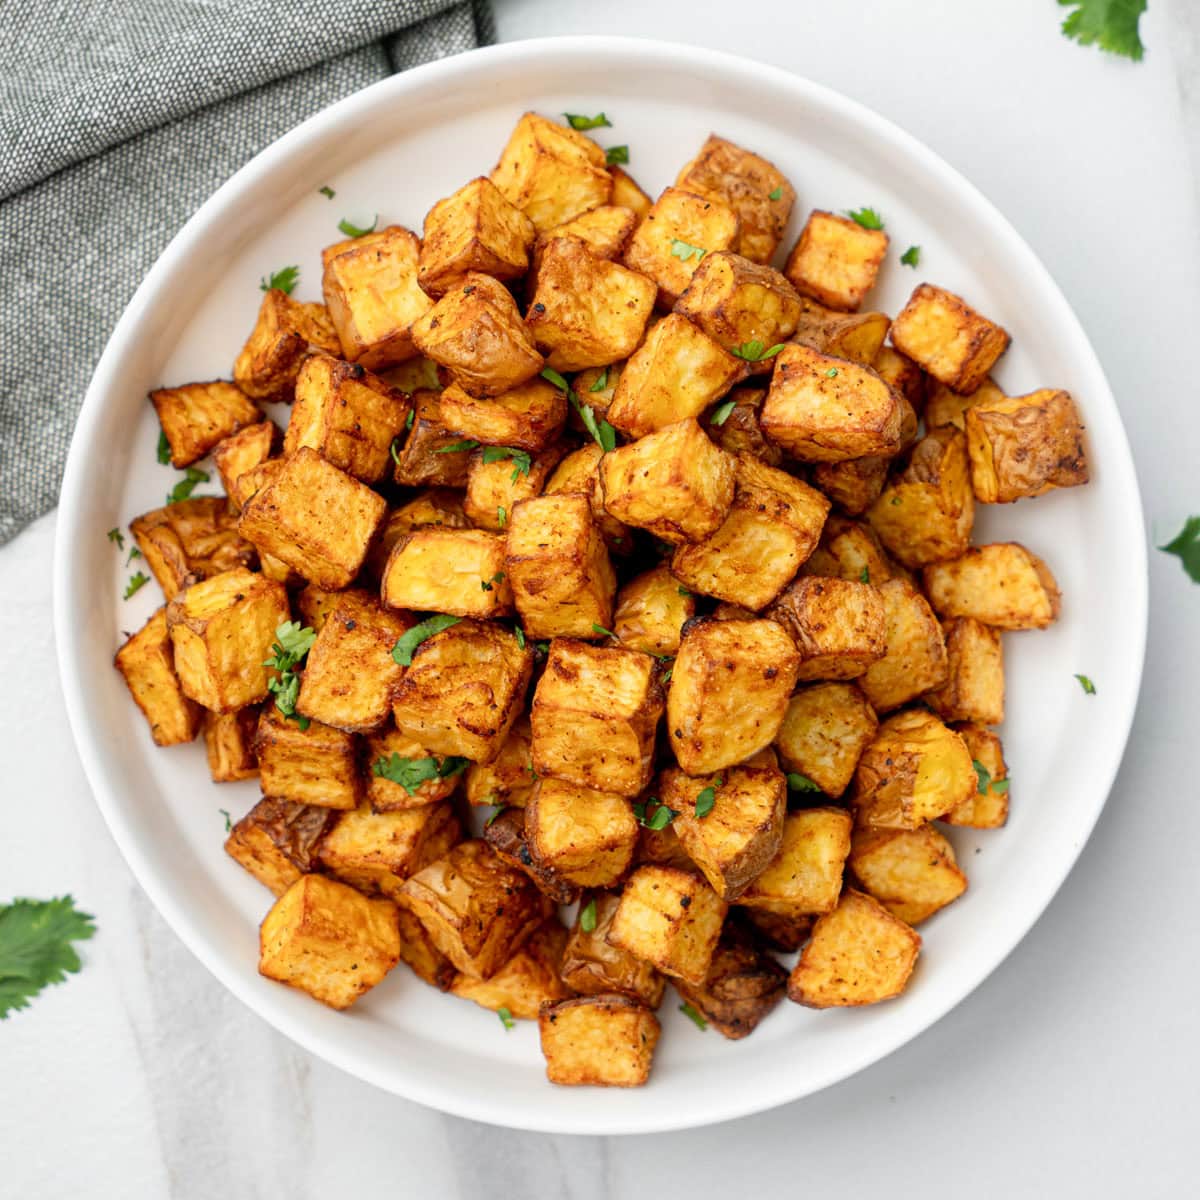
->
[544,443,631,553]
[609,165,653,220]
[766,577,886,681]
[922,543,1061,630]
[799,514,895,585]
[531,638,664,796]
[527,237,657,371]
[224,797,336,894]
[774,682,878,798]
[526,777,638,887]
[790,298,890,365]
[391,390,475,488]
[381,356,442,393]
[924,617,1004,725]
[740,908,814,953]
[667,617,800,774]
[943,723,1009,827]
[295,583,369,636]
[233,289,341,401]
[450,919,572,1018]
[203,706,259,781]
[465,716,536,808]
[784,210,889,312]
[671,454,830,610]
[114,608,202,746]
[438,377,567,453]
[366,726,466,812]
[390,619,533,763]
[850,824,967,926]
[365,495,466,583]
[853,709,976,830]
[612,564,695,657]
[735,808,853,917]
[925,376,1004,431]
[212,421,278,509]
[533,205,638,268]
[539,994,661,1087]
[858,578,949,711]
[635,800,697,872]
[463,442,564,533]
[165,567,289,712]
[238,447,386,589]
[811,454,891,518]
[381,527,514,619]
[787,888,920,1008]
[761,344,903,463]
[151,379,260,468]
[130,497,257,601]
[505,493,617,638]
[322,225,433,369]
[705,386,782,466]
[482,805,579,905]
[229,456,284,514]
[965,388,1089,503]
[397,902,457,991]
[254,705,361,810]
[418,175,536,297]
[890,282,1010,393]
[561,890,665,1007]
[873,345,927,414]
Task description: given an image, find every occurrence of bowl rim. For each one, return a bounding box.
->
[53,34,1148,1133]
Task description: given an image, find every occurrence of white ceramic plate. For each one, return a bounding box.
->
[54,37,1147,1133]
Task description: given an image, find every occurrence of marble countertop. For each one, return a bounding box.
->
[4,1,1199,1195]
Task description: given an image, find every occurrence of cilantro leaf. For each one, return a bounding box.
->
[1075,673,1097,695]
[497,1005,516,1030]
[405,408,415,433]
[768,186,783,201]
[731,339,785,363]
[389,436,403,467]
[166,466,210,505]
[605,145,629,165]
[900,245,921,267]
[787,773,821,794]
[846,207,884,230]
[711,399,737,427]
[859,566,870,583]
[564,112,611,130]
[670,238,706,263]
[436,439,479,454]
[260,265,299,295]
[264,621,316,728]
[542,368,617,452]
[123,571,150,599]
[1059,0,1146,61]
[392,614,460,665]
[319,185,336,199]
[127,546,142,565]
[106,527,125,551]
[372,753,468,795]
[219,808,232,832]
[579,898,598,933]
[481,445,533,481]
[694,778,722,818]
[825,367,840,378]
[679,1001,708,1031]
[338,216,378,239]
[0,896,95,1019]
[1159,516,1200,582]
[156,429,171,464]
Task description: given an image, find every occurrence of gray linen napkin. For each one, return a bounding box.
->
[0,0,494,546]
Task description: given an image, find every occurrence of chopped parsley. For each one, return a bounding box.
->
[484,805,506,828]
[513,625,525,649]
[405,408,415,433]
[165,466,210,505]
[846,207,884,230]
[389,436,403,467]
[436,439,479,454]
[372,753,468,794]
[579,898,598,933]
[391,614,460,665]
[859,567,870,583]
[126,546,142,565]
[605,145,629,165]
[768,185,783,201]
[670,239,706,263]
[564,112,611,130]
[632,800,678,831]
[787,773,821,794]
[219,808,232,833]
[0,896,96,1019]
[679,1001,708,1031]
[481,571,506,592]
[541,368,616,452]
[1075,673,1097,695]
[825,367,839,378]
[1059,0,1146,62]
[481,445,532,482]
[319,185,336,199]
[259,265,299,294]
[156,429,171,464]
[264,621,317,729]
[106,528,125,551]
[337,216,378,239]
[123,572,150,599]
[497,505,507,529]
[711,399,737,427]
[900,245,921,268]
[497,1005,516,1031]
[591,623,618,640]
[590,367,609,393]
[972,759,1010,797]
[1159,516,1200,582]
[676,586,691,597]
[731,339,785,363]
[694,778,722,819]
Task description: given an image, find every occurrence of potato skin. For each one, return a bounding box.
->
[560,890,665,1007]
[438,377,566,453]
[450,919,572,1019]
[234,289,341,401]
[392,391,475,488]
[203,705,260,782]
[225,797,336,895]
[482,806,580,905]
[766,576,886,682]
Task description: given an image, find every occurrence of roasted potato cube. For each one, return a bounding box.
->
[463,442,564,533]
[366,727,466,812]
[853,709,975,830]
[392,390,474,488]
[229,456,283,513]
[599,418,735,544]
[526,777,638,886]
[296,593,412,733]
[774,682,878,798]
[539,994,661,1087]
[561,890,665,1007]
[965,387,1089,503]
[284,354,411,484]
[606,313,747,439]
[761,344,903,462]
[942,723,1009,827]
[165,567,289,712]
[736,808,853,917]
[203,706,259,781]
[609,165,653,220]
[925,376,1005,431]
[238,447,386,589]
[664,761,786,900]
[451,920,572,1018]
[255,705,361,810]
[411,273,543,398]
[623,187,740,308]
[667,617,800,775]
[131,497,257,600]
[322,225,433,369]
[850,825,967,926]
[766,577,886,681]
[791,298,890,366]
[397,902,456,991]
[741,909,814,952]
[381,356,442,393]
[787,888,920,1008]
[674,134,795,264]
[233,289,340,401]
[391,619,532,763]
[365,494,469,582]
[705,386,782,466]
[890,283,1010,393]
[439,378,567,453]
[400,839,551,978]
[859,579,949,711]
[672,454,830,610]
[812,454,890,517]
[675,920,788,1039]
[114,608,202,745]
[531,638,664,796]
[924,617,1004,725]
[527,237,656,371]
[635,800,697,872]
[295,583,369,636]
[613,564,695,657]
[418,175,535,296]
[151,379,260,468]
[505,493,617,638]
[224,797,336,894]
[465,716,536,808]
[922,543,1061,630]
[544,443,631,552]
[490,111,613,233]
[800,514,895,584]
[873,345,927,413]
[784,210,889,312]
[674,251,802,354]
[534,204,638,267]
[381,527,513,619]
[212,421,278,509]
[482,805,579,905]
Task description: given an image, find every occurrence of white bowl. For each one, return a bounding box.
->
[54,36,1147,1133]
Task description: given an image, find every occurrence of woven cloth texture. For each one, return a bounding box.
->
[0,0,494,545]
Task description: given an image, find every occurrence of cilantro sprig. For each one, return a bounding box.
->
[372,753,468,795]
[260,265,299,295]
[541,368,617,452]
[787,773,821,794]
[106,528,125,551]
[1059,0,1146,61]
[166,466,210,505]
[670,239,706,263]
[319,185,336,199]
[436,439,479,454]
[123,572,150,599]
[481,445,533,482]
[564,112,611,130]
[497,1005,516,1031]
[1075,673,1097,695]
[632,799,678,831]
[846,207,884,230]
[605,145,629,165]
[900,245,921,268]
[391,614,460,666]
[731,339,785,363]
[264,621,317,729]
[1159,516,1200,582]
[0,896,96,1019]
[156,429,171,465]
[579,898,598,933]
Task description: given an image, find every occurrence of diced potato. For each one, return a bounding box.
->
[295,583,369,636]
[853,709,976,830]
[284,354,411,484]
[450,919,572,1018]
[505,493,617,638]
[800,514,894,585]
[224,797,336,894]
[674,134,795,264]
[418,175,536,297]
[774,682,878,798]
[534,205,638,267]
[671,454,830,610]
[890,282,1010,393]
[667,617,800,774]
[391,619,533,763]
[397,902,457,991]
[766,577,886,681]
[741,908,814,952]
[635,798,698,872]
[609,165,653,220]
[787,888,920,1008]
[531,638,664,796]
[924,617,1004,725]
[365,727,466,812]
[259,874,400,1009]
[381,527,513,619]
[873,345,927,413]
[392,390,475,488]
[399,839,551,979]
[439,378,567,453]
[850,824,967,925]
[623,187,740,308]
[203,706,259,781]
[608,865,728,986]
[463,442,563,532]
[527,237,656,371]
[229,456,283,514]
[165,567,289,712]
[612,564,695,657]
[322,225,433,369]
[922,543,1061,630]
[490,111,613,233]
[925,376,1005,432]
[365,493,469,582]
[674,251,802,354]
[465,716,536,808]
[664,761,786,900]
[539,995,661,1087]
[526,777,638,887]
[212,421,278,509]
[705,386,782,466]
[791,298,890,365]
[761,344,903,463]
[255,705,361,810]
[544,443,631,553]
[151,380,260,468]
[233,289,341,401]
[783,210,889,312]
[238,447,386,589]
[943,723,1009,827]
[114,608,202,745]
[381,356,442,394]
[560,890,665,1007]
[735,808,854,917]
[812,454,890,517]
[858,578,949,711]
[482,805,579,905]
[130,496,256,601]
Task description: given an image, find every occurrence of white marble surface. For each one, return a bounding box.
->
[4,0,1199,1195]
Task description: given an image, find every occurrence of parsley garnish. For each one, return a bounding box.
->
[338,216,378,238]
[481,571,506,592]
[825,368,839,378]
[768,186,783,201]
[260,265,299,295]
[670,239,706,263]
[972,759,1010,797]
[126,546,142,565]
[1159,516,1200,582]
[0,896,96,1019]
[694,778,722,818]
[389,436,403,467]
[484,805,506,828]
[592,623,617,639]
[514,626,526,649]
[1059,0,1146,62]
[590,367,609,393]
[405,408,415,433]
[541,368,616,452]
[436,439,479,454]
[859,567,870,583]
[372,753,468,795]
[900,245,921,268]
[632,800,678,831]
[1075,673,1097,695]
[731,339,785,363]
[711,399,737,427]
[890,496,902,506]
[497,505,508,529]
[579,899,598,933]
[106,528,125,551]
[497,1005,516,1030]
[123,572,150,599]
[846,207,884,230]
[264,621,317,729]
[605,145,629,165]
[662,667,672,683]
[482,445,532,482]
[392,614,460,665]
[219,808,232,833]
[541,367,569,391]
[156,429,171,464]
[676,586,691,597]
[787,773,821,793]
[564,112,611,130]
[319,185,336,199]
[166,466,210,505]
[679,1001,708,1031]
